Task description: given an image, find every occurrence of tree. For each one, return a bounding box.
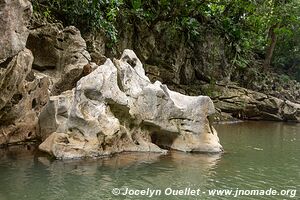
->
[261,0,300,70]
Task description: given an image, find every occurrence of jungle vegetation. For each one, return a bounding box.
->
[31,0,300,81]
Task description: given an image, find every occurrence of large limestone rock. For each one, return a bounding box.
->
[0,0,50,146]
[0,49,50,145]
[26,24,92,95]
[39,50,222,159]
[0,0,32,61]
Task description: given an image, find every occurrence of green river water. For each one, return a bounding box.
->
[0,121,299,200]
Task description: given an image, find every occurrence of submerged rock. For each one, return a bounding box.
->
[39,50,222,159]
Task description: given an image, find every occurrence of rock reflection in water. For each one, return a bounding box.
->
[1,121,299,200]
[36,151,221,176]
[0,145,221,200]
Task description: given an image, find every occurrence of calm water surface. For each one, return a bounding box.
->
[0,121,299,200]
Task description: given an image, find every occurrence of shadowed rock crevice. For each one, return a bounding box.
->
[149,131,179,150]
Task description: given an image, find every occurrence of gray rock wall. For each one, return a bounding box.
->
[0,0,32,60]
[0,0,50,145]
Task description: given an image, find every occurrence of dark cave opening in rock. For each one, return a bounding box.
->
[149,130,179,150]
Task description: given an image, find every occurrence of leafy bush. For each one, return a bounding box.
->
[32,0,123,44]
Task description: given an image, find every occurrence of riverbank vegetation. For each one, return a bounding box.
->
[31,0,300,81]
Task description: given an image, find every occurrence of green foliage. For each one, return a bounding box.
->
[200,81,220,98]
[32,0,123,44]
[32,0,300,80]
[271,0,300,81]
[279,74,291,83]
[204,0,300,72]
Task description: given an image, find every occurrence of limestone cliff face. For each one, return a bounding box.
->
[26,24,91,95]
[0,48,49,145]
[38,50,223,159]
[0,0,50,145]
[0,2,96,146]
[0,0,32,61]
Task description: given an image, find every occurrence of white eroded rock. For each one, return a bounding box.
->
[39,50,222,159]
